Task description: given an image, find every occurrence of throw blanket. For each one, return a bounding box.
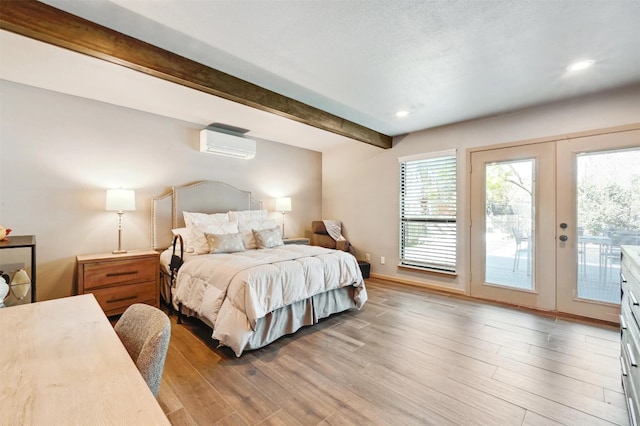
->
[323,220,346,241]
[174,244,366,355]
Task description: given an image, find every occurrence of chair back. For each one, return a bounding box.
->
[115,304,171,397]
[512,227,526,245]
[610,229,640,247]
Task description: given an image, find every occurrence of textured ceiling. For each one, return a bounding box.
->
[10,0,640,142]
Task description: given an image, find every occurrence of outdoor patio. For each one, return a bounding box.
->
[485,232,620,304]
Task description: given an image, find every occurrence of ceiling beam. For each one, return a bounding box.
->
[0,0,392,149]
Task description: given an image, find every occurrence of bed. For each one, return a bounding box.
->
[152,181,367,356]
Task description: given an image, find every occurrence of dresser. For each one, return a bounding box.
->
[621,245,640,426]
[77,250,160,316]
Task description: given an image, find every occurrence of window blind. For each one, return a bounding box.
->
[399,151,457,273]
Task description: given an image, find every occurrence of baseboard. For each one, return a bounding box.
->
[368,273,618,328]
[368,272,465,296]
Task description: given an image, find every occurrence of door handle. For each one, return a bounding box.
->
[559,235,568,242]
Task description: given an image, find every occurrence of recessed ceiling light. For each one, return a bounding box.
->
[566,59,595,72]
[395,110,409,118]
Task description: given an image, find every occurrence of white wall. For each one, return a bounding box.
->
[322,84,640,293]
[0,80,322,301]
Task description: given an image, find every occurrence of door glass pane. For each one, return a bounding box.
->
[577,148,640,303]
[485,160,535,289]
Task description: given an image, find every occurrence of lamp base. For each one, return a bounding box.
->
[112,249,128,254]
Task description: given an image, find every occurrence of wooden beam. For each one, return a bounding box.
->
[0,0,392,149]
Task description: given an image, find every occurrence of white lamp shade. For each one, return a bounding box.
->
[106,189,136,211]
[275,197,292,212]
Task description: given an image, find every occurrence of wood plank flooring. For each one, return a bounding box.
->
[156,278,630,426]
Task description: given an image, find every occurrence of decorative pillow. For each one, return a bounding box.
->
[253,226,284,249]
[183,211,230,229]
[190,221,239,254]
[205,232,245,254]
[171,228,195,253]
[238,218,277,250]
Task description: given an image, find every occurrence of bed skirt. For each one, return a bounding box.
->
[246,286,356,351]
[161,270,357,353]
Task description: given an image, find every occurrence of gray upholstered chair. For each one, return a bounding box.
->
[114,303,171,397]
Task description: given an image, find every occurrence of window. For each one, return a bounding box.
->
[399,150,457,273]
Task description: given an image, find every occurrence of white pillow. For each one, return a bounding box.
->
[238,218,277,250]
[183,211,230,229]
[205,232,245,254]
[190,221,239,254]
[228,209,268,223]
[171,228,195,253]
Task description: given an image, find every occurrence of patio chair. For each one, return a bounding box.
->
[512,227,530,276]
[603,229,640,281]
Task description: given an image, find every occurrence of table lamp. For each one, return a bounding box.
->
[275,197,292,238]
[106,189,136,254]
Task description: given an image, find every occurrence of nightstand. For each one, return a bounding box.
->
[358,260,370,279]
[76,250,159,316]
[283,237,310,245]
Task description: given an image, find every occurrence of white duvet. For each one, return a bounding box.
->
[172,244,366,355]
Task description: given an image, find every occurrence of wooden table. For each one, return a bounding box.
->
[0,294,170,425]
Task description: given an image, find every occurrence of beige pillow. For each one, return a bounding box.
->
[237,218,277,250]
[253,226,284,249]
[205,232,245,254]
[190,221,239,254]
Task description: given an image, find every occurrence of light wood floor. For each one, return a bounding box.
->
[156,278,630,426]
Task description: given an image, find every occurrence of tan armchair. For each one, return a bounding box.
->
[311,221,350,252]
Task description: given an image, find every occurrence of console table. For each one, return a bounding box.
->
[0,234,36,302]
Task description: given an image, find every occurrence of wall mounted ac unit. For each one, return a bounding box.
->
[199,128,256,159]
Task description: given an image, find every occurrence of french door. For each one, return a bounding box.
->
[470,129,640,322]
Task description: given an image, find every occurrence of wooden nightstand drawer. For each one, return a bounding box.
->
[91,281,157,317]
[82,257,156,290]
[77,250,160,316]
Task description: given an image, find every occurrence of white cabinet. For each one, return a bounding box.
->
[621,245,640,426]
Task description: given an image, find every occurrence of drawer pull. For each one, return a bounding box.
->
[621,356,628,376]
[628,398,637,426]
[107,295,138,304]
[106,271,138,277]
[620,315,628,330]
[630,290,639,306]
[620,272,627,283]
[627,343,637,367]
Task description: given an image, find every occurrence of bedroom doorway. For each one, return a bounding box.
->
[469,128,640,322]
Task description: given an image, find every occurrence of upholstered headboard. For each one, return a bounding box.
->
[152,181,262,249]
